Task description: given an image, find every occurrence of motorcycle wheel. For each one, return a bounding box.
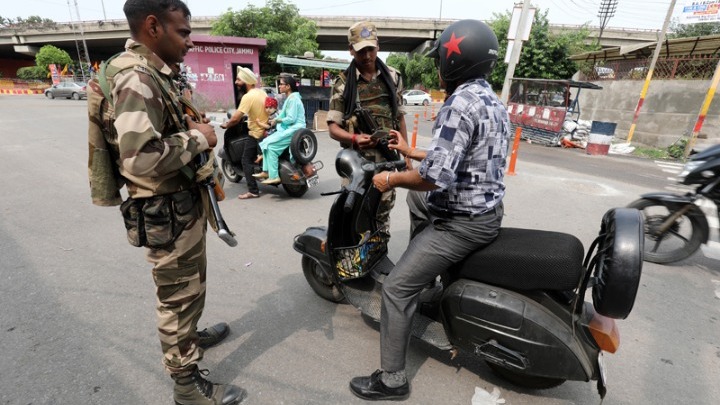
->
[485,362,565,390]
[628,198,704,264]
[221,159,242,183]
[291,129,317,165]
[302,255,345,303]
[283,183,308,198]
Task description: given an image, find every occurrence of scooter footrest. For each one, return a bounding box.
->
[411,314,451,350]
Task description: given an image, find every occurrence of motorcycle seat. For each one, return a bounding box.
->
[454,228,584,291]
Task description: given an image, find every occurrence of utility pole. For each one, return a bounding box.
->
[597,0,618,44]
[500,0,534,104]
[626,0,677,143]
[100,0,107,20]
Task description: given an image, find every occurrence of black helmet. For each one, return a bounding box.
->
[427,19,499,83]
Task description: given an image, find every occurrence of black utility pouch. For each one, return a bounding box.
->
[170,190,197,239]
[142,196,175,248]
[120,197,146,247]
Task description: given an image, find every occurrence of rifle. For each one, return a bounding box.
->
[180,97,238,247]
[353,106,399,162]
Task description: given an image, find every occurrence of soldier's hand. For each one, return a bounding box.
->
[186,115,217,147]
[355,134,378,150]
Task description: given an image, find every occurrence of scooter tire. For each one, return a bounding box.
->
[291,129,317,165]
[627,198,705,264]
[592,207,644,320]
[485,361,565,390]
[283,183,308,198]
[302,255,345,303]
[221,159,242,183]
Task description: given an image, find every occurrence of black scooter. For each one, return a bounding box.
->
[217,115,323,198]
[293,148,644,398]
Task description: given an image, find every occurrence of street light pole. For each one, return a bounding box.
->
[100,0,107,20]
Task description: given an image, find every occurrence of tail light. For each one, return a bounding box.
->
[588,312,620,353]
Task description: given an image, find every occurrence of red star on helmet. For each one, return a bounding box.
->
[443,32,466,59]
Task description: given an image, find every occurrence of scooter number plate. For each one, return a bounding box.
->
[307,175,319,188]
[598,352,607,389]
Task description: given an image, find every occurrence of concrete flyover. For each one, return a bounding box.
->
[0,14,660,62]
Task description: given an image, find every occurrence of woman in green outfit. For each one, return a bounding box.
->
[255,75,306,184]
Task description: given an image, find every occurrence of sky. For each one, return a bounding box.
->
[6,0,687,31]
[5,0,689,61]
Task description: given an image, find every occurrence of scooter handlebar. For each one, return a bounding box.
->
[344,191,358,213]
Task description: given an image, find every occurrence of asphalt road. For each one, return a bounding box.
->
[1,96,719,405]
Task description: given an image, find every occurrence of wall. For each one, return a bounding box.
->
[576,79,720,148]
[182,35,265,111]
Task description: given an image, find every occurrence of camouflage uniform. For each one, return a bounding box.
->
[327,67,405,237]
[87,39,212,374]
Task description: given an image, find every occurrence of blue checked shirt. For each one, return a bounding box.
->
[418,79,510,216]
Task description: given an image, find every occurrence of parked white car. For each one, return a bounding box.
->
[402,90,432,106]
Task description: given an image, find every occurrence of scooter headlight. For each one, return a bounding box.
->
[678,160,705,180]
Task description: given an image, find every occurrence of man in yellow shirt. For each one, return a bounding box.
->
[221,66,268,199]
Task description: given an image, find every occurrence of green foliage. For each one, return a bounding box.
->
[669,19,720,38]
[487,9,598,89]
[211,0,319,76]
[386,52,439,90]
[35,45,72,72]
[16,66,46,80]
[667,137,688,159]
[0,15,56,29]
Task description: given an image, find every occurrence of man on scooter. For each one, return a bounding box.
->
[349,19,511,401]
[221,66,267,199]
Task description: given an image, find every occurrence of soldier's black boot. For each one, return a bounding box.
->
[198,322,230,350]
[172,366,246,405]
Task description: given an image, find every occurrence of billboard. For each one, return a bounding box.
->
[680,1,720,24]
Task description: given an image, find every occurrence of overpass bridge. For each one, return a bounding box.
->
[0,15,660,63]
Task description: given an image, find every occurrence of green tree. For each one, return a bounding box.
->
[16,66,46,80]
[669,19,720,38]
[35,44,72,73]
[211,0,319,76]
[487,9,597,89]
[387,52,439,90]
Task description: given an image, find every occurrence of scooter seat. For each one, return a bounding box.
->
[454,228,585,291]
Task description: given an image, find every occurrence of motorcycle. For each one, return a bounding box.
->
[217,114,323,198]
[628,143,720,264]
[293,148,644,398]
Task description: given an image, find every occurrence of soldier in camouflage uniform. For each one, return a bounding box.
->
[327,21,408,240]
[86,1,245,404]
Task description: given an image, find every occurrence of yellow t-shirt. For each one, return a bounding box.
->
[238,88,268,139]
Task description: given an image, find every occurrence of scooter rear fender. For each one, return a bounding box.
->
[279,159,306,186]
[441,279,598,382]
[293,226,332,277]
[638,191,695,204]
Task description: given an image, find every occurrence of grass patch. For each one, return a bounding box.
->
[632,146,670,160]
[632,138,688,161]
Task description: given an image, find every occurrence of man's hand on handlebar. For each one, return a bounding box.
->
[373,170,393,193]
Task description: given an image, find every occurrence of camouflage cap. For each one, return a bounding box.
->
[348,21,378,51]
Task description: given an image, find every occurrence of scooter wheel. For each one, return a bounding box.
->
[221,159,242,183]
[291,129,317,165]
[302,255,345,303]
[592,207,644,320]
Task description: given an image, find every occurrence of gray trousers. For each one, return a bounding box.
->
[380,190,503,372]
